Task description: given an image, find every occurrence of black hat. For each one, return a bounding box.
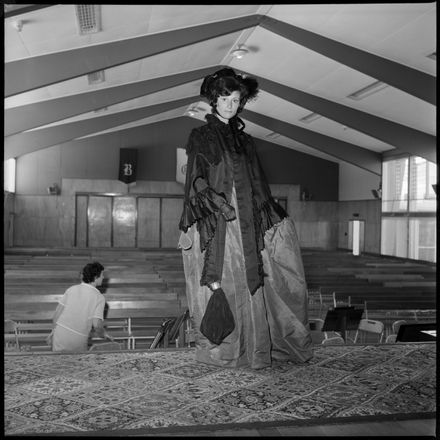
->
[200,67,259,106]
[200,68,238,98]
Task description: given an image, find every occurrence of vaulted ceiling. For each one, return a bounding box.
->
[4,4,437,176]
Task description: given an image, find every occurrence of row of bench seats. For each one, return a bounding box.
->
[4,247,436,350]
[4,249,190,352]
[303,249,435,316]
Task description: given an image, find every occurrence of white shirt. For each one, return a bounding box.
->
[56,282,105,337]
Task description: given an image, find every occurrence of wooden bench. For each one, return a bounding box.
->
[4,296,186,351]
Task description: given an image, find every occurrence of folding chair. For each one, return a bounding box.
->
[321,335,345,345]
[353,319,385,344]
[167,309,189,347]
[392,319,407,335]
[307,288,324,319]
[320,291,338,309]
[384,319,407,344]
[309,318,345,345]
[385,334,397,343]
[148,318,176,349]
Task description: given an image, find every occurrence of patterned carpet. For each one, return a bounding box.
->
[4,343,436,435]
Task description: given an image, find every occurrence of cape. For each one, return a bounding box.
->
[179,113,287,294]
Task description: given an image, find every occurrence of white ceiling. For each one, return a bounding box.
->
[4,3,437,167]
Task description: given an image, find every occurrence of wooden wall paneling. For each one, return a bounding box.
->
[13,195,64,247]
[161,197,184,248]
[113,196,137,248]
[4,192,15,247]
[137,197,160,248]
[88,196,112,248]
[75,195,88,248]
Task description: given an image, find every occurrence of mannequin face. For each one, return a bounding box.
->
[215,90,241,123]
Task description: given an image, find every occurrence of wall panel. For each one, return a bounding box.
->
[137,198,160,248]
[88,196,112,247]
[161,197,183,248]
[113,196,137,247]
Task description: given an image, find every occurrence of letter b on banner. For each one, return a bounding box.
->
[119,148,138,184]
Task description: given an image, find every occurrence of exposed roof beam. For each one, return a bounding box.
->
[260,16,436,105]
[4,4,56,18]
[242,109,382,175]
[4,96,198,160]
[5,66,218,136]
[242,71,436,163]
[5,15,262,97]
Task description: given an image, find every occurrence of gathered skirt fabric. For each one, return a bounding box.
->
[182,190,313,369]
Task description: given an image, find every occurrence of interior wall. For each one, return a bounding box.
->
[11,179,346,249]
[4,191,15,247]
[10,117,379,250]
[15,117,339,201]
[339,161,382,201]
[252,139,339,201]
[12,179,185,248]
[337,200,381,254]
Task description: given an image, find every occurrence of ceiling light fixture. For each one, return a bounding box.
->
[187,106,199,117]
[427,52,436,60]
[12,20,23,32]
[266,132,280,139]
[230,44,249,59]
[299,112,322,123]
[347,80,388,100]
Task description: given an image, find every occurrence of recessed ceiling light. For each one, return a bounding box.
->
[266,132,280,139]
[299,112,321,123]
[347,80,388,100]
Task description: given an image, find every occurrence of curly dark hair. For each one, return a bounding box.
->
[81,262,104,284]
[200,68,259,113]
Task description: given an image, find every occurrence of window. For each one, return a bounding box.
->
[4,158,16,193]
[381,155,436,263]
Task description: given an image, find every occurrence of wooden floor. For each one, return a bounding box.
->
[134,417,437,437]
[50,415,436,437]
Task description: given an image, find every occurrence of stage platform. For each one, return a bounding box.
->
[4,343,436,436]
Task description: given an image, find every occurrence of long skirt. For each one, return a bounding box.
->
[181,192,313,369]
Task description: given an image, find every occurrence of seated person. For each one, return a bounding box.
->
[49,261,112,352]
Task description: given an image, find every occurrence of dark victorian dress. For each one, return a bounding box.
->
[179,114,313,368]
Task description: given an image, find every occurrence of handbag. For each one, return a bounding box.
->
[200,287,235,345]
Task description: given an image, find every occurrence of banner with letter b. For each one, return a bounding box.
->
[119,148,138,184]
